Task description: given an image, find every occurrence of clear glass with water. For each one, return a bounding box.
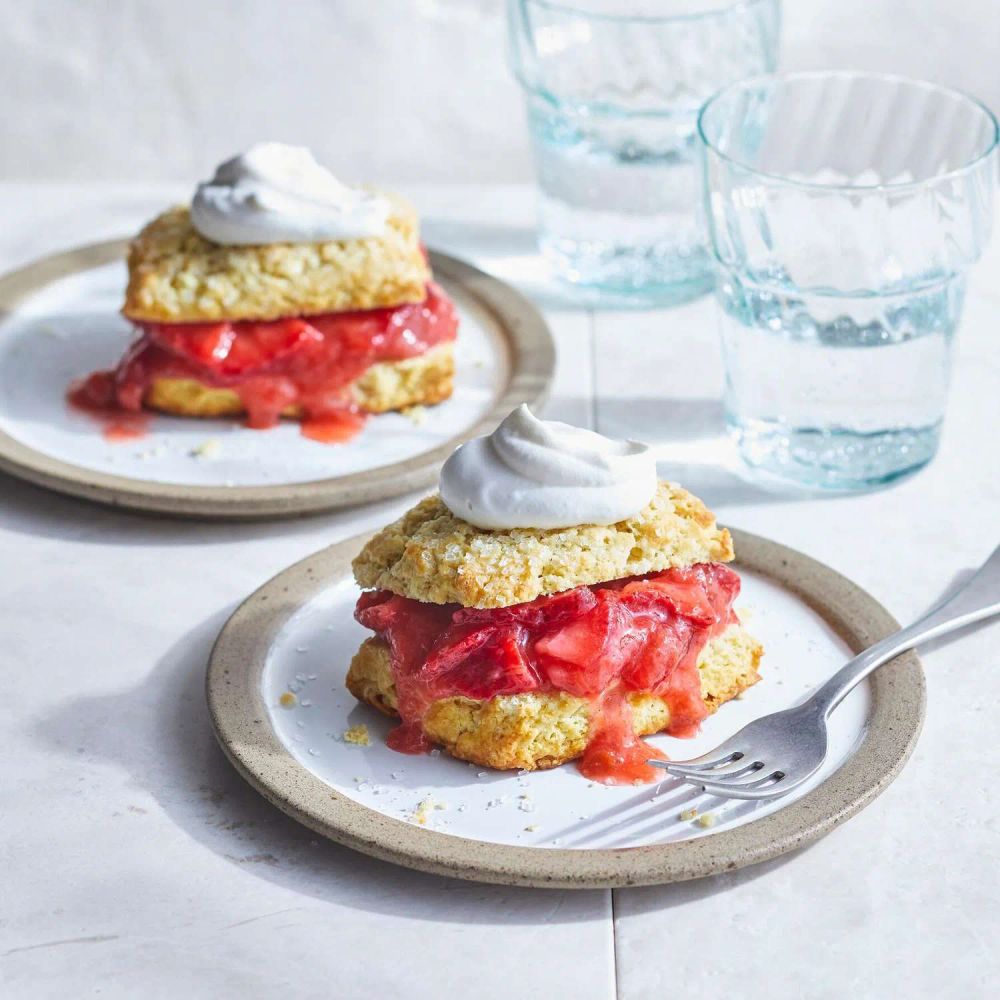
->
[699,72,998,488]
[508,0,780,305]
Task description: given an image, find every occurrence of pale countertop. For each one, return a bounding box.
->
[1,183,997,1000]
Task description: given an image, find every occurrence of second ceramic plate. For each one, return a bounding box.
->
[0,242,554,518]
[207,529,926,888]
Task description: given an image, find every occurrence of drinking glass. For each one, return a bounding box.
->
[507,0,781,306]
[699,71,998,489]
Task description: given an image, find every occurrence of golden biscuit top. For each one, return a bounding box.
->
[122,197,429,323]
[352,481,734,609]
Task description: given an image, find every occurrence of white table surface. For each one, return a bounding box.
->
[1,183,997,1000]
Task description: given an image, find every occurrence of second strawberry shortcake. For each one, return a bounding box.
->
[347,406,763,784]
[71,143,458,443]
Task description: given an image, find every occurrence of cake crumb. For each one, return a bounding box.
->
[342,724,370,746]
[189,439,222,460]
[697,812,717,828]
[411,799,433,825]
[410,797,443,825]
[524,825,538,833]
[679,807,699,822]
[402,404,427,426]
[278,692,297,709]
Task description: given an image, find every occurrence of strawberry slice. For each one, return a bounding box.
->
[309,311,387,358]
[439,631,539,700]
[534,591,635,696]
[453,586,597,630]
[141,322,234,368]
[621,618,693,690]
[421,626,496,681]
[354,589,398,630]
[355,591,455,672]
[142,318,322,376]
[620,565,736,626]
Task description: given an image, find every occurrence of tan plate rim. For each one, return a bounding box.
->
[206,528,926,888]
[0,241,555,520]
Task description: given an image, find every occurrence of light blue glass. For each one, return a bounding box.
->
[699,71,999,489]
[507,0,780,306]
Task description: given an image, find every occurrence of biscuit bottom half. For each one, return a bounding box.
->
[346,625,763,772]
[142,342,455,420]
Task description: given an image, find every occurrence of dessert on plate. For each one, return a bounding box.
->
[347,406,763,783]
[71,142,458,442]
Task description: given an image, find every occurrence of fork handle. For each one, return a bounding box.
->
[813,544,1000,717]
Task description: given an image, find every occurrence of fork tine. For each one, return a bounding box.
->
[694,771,790,800]
[647,750,742,773]
[701,770,784,789]
[665,759,762,781]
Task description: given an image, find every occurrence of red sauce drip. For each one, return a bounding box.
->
[579,688,669,785]
[68,282,458,443]
[355,563,741,784]
[300,410,368,444]
[386,721,433,755]
[67,370,150,442]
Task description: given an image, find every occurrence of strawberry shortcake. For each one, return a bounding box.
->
[70,143,458,443]
[347,406,762,784]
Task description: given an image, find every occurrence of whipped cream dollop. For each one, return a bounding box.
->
[439,405,657,530]
[190,142,390,245]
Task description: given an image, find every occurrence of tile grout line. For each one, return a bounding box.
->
[610,886,623,1000]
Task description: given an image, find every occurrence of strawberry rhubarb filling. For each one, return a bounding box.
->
[69,282,458,442]
[355,561,741,784]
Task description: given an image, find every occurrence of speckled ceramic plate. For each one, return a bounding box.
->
[0,241,553,519]
[206,529,925,888]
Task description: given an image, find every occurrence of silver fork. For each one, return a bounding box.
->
[651,544,1000,800]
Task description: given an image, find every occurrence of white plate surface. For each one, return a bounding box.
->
[261,570,868,850]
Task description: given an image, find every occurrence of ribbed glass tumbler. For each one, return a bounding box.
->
[508,0,780,306]
[699,71,998,489]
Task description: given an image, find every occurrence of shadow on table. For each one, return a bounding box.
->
[590,396,824,509]
[592,395,923,507]
[0,470,405,547]
[34,602,817,917]
[34,608,611,923]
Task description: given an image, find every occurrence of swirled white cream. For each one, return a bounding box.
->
[439,405,657,530]
[190,142,390,245]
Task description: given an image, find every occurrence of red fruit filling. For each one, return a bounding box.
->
[355,562,741,784]
[67,282,458,443]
